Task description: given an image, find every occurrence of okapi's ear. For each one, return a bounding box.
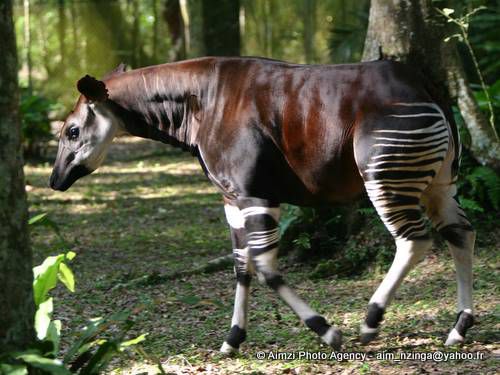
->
[77,75,109,102]
[102,62,127,80]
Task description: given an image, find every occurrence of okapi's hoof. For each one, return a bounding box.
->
[322,327,342,351]
[445,310,474,346]
[220,341,239,355]
[360,323,379,345]
[444,329,465,346]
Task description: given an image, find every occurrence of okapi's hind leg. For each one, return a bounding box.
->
[358,157,436,343]
[238,198,342,350]
[359,211,432,344]
[354,102,451,343]
[220,202,253,354]
[422,183,475,345]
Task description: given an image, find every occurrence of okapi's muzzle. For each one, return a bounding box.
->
[49,164,91,191]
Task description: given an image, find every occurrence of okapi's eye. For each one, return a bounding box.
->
[68,127,79,140]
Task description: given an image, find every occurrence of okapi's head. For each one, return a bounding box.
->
[50,65,126,191]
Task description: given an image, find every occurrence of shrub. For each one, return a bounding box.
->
[19,88,54,158]
[280,200,394,279]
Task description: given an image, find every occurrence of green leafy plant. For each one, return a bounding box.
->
[327,1,370,63]
[292,232,312,251]
[19,88,54,158]
[458,164,500,213]
[280,200,394,278]
[467,6,500,82]
[473,79,500,128]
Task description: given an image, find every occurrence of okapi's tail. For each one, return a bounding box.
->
[418,69,461,180]
[444,105,461,181]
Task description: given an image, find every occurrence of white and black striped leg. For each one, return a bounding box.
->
[220,203,252,354]
[240,199,342,350]
[360,236,432,344]
[444,228,475,345]
[423,189,476,345]
[360,192,433,343]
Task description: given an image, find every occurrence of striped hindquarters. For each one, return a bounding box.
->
[363,102,452,240]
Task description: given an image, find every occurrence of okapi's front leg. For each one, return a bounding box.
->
[239,198,342,350]
[220,202,252,354]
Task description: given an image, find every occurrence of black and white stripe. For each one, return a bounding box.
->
[364,103,450,241]
[220,204,251,354]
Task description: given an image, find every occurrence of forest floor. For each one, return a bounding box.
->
[25,137,499,374]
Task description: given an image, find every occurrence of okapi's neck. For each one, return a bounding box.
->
[105,59,213,153]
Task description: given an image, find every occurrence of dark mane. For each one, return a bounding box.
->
[104,59,212,154]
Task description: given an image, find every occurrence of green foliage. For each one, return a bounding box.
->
[29,212,69,249]
[452,104,500,216]
[33,252,76,307]
[280,201,393,279]
[62,311,146,374]
[473,79,500,135]
[308,208,392,280]
[19,88,54,158]
[293,232,312,250]
[468,6,500,82]
[328,2,369,63]
[12,353,70,375]
[457,160,500,214]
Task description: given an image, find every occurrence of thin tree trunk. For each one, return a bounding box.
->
[202,0,240,56]
[303,0,316,63]
[38,11,53,77]
[153,0,158,60]
[263,0,271,56]
[58,0,66,74]
[187,0,204,56]
[164,0,186,61]
[239,2,245,49]
[69,0,79,66]
[363,0,500,169]
[23,0,32,93]
[0,0,35,353]
[132,0,140,66]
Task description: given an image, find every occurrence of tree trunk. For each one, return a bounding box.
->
[153,0,159,60]
[202,0,240,56]
[187,0,204,56]
[131,0,141,66]
[0,0,35,353]
[23,0,32,93]
[363,0,500,169]
[58,0,66,74]
[164,0,187,61]
[303,0,317,63]
[69,0,79,66]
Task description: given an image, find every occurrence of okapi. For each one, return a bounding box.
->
[50,57,475,352]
